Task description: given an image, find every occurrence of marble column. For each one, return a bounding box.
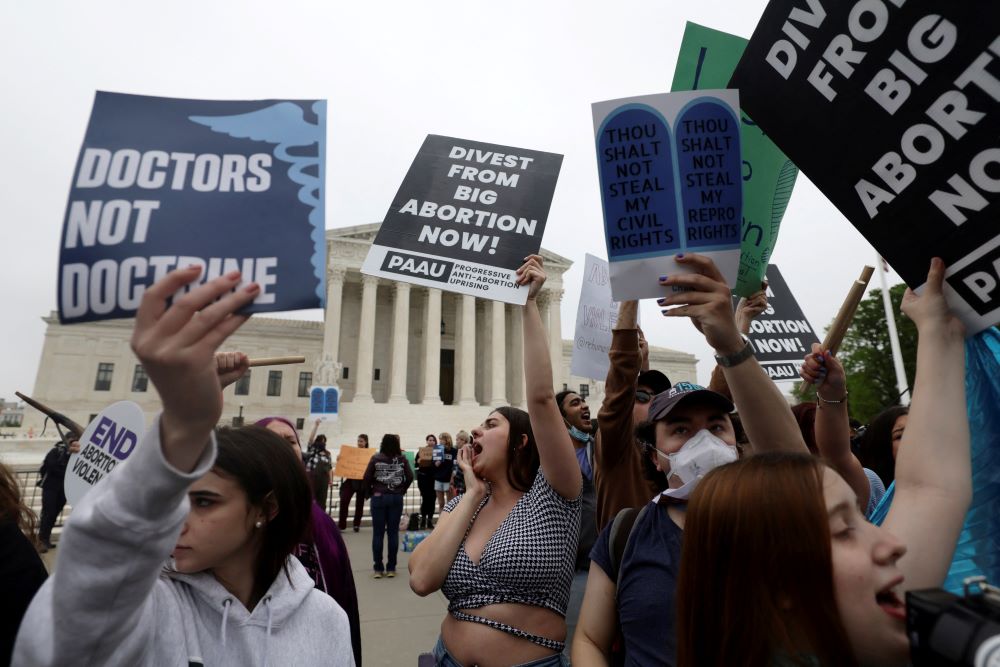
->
[457,294,478,406]
[321,267,346,364]
[489,300,507,406]
[422,288,443,404]
[548,288,564,390]
[509,306,525,408]
[388,282,411,404]
[353,275,379,404]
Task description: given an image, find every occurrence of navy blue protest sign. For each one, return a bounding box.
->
[361,134,563,305]
[592,90,743,301]
[730,2,1000,333]
[309,385,339,422]
[58,92,326,323]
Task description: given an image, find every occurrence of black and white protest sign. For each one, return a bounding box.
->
[65,401,145,505]
[730,3,1000,333]
[570,254,622,381]
[361,135,563,304]
[58,92,327,323]
[745,265,820,381]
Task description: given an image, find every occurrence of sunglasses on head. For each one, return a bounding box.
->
[636,390,653,404]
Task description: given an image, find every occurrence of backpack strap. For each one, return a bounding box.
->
[606,504,650,589]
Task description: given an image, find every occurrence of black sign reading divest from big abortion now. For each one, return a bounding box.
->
[361,135,563,304]
[58,92,327,323]
[745,265,821,381]
[730,3,1000,334]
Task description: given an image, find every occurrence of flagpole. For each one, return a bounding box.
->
[877,254,910,406]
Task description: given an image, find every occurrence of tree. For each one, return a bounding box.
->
[790,283,916,424]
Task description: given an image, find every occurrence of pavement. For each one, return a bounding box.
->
[41,526,449,667]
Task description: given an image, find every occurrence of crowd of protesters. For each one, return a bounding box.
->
[1,248,979,667]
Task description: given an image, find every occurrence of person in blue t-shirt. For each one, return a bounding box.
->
[572,253,809,666]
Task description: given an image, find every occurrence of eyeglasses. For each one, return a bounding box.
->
[636,390,653,404]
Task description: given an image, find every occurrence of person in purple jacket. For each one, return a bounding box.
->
[214,352,362,666]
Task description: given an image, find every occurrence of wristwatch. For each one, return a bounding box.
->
[714,334,754,368]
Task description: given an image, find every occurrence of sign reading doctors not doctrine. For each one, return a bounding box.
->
[362,135,563,305]
[745,265,821,382]
[593,90,744,301]
[730,2,1000,333]
[59,92,327,324]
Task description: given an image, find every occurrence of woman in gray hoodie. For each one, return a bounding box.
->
[14,266,354,666]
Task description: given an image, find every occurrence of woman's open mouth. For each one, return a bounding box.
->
[875,583,906,622]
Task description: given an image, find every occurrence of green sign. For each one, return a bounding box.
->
[404,449,416,472]
[671,22,798,297]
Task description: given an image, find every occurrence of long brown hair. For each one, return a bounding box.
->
[492,406,540,492]
[676,453,856,667]
[1,463,39,546]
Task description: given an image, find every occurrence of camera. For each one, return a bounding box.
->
[907,576,1000,666]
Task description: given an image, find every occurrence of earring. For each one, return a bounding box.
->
[255,520,263,529]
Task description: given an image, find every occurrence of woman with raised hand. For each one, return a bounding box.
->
[14,267,353,667]
[409,255,582,667]
[677,258,969,667]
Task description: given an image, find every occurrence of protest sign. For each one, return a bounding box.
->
[671,22,799,298]
[593,90,743,301]
[334,445,376,480]
[404,450,416,473]
[309,385,339,422]
[730,3,1000,333]
[58,91,326,324]
[744,265,820,381]
[432,444,444,462]
[65,401,145,505]
[570,254,622,381]
[361,135,563,304]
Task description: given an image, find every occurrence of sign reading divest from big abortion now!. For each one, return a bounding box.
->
[65,401,146,505]
[361,135,563,305]
[593,90,743,301]
[729,2,1000,333]
[58,92,327,324]
[745,265,821,382]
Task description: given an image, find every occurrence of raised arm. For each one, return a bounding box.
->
[658,254,806,454]
[14,267,258,665]
[216,351,250,390]
[884,258,969,591]
[517,255,581,500]
[595,301,641,469]
[801,346,870,511]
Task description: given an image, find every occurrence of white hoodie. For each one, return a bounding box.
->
[14,417,354,666]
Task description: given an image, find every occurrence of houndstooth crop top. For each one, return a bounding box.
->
[441,468,581,651]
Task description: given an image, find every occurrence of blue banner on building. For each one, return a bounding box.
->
[58,91,327,323]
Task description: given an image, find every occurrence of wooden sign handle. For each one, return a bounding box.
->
[821,266,875,356]
[247,356,306,367]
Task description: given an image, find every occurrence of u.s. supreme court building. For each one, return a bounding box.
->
[25,224,697,447]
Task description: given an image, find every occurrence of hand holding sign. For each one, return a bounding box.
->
[800,345,847,401]
[901,258,966,341]
[216,351,250,389]
[515,254,547,301]
[131,267,258,471]
[657,253,744,356]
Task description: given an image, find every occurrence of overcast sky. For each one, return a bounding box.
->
[0,0,902,401]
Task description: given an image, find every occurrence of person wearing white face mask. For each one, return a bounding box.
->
[572,253,807,667]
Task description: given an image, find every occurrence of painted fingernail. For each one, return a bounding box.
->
[186,264,202,271]
[245,282,260,293]
[656,298,666,305]
[659,275,668,282]
[676,253,685,259]
[225,270,241,280]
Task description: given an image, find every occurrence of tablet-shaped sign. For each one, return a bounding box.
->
[59,91,327,324]
[362,134,563,304]
[593,90,743,300]
[730,3,1000,333]
[309,385,339,422]
[65,401,146,505]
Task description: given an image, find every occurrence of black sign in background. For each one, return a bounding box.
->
[730,3,1000,308]
[743,264,821,380]
[373,134,563,270]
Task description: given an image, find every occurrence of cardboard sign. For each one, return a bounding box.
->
[730,3,1000,333]
[65,401,145,505]
[58,92,326,324]
[309,385,339,422]
[334,445,376,480]
[671,22,799,298]
[570,254,622,380]
[593,90,743,300]
[361,135,563,304]
[744,265,821,381]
